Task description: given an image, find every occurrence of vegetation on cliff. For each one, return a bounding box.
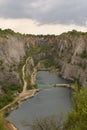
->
[0,83,22,109]
[0,28,24,37]
[80,50,87,58]
[65,84,87,130]
[0,29,87,130]
[0,113,7,130]
[61,29,87,36]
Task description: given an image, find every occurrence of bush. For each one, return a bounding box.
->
[30,115,65,130]
[80,50,87,58]
[0,113,7,130]
[43,56,54,68]
[2,84,22,93]
[65,85,87,130]
[0,83,22,109]
[0,91,14,109]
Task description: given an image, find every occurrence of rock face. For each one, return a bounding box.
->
[0,35,27,86]
[0,34,49,87]
[0,35,25,65]
[25,57,34,79]
[0,30,87,89]
[55,33,87,86]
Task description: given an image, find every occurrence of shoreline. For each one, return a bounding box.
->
[3,58,39,130]
[5,120,18,130]
[4,66,72,130]
[5,89,39,130]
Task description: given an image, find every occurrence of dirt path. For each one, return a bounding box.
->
[0,56,35,112]
[21,57,31,94]
[31,67,37,85]
[0,56,39,130]
[5,120,18,130]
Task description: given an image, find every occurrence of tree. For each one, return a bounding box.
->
[30,115,65,130]
[65,86,87,130]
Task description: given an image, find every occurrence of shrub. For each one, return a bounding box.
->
[0,113,7,130]
[65,85,87,130]
[80,50,87,58]
[30,115,65,130]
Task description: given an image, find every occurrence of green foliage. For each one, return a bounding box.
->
[0,60,3,66]
[67,58,71,63]
[80,50,87,58]
[0,84,22,109]
[55,63,61,69]
[40,45,54,52]
[2,84,22,93]
[61,30,87,37]
[27,83,33,90]
[74,81,81,92]
[0,28,24,37]
[2,29,15,34]
[0,113,7,130]
[26,77,37,90]
[65,86,87,130]
[0,92,14,109]
[77,62,86,70]
[26,47,41,56]
[42,56,54,68]
[0,28,15,37]
[26,44,53,57]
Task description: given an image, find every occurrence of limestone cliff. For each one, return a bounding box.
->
[0,35,26,86]
[54,32,87,86]
[0,30,87,91]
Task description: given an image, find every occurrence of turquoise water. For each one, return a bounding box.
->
[8,71,73,130]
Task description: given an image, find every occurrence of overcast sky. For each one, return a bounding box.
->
[0,0,87,34]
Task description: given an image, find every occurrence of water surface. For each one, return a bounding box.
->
[8,71,73,130]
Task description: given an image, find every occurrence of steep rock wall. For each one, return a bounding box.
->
[0,31,87,88]
[55,34,87,85]
[0,35,26,85]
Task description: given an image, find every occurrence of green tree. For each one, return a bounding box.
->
[65,86,87,130]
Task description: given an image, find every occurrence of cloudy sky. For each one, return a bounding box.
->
[0,0,87,34]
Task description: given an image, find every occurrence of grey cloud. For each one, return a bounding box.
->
[0,0,87,25]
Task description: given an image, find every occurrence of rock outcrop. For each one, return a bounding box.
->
[0,35,26,85]
[54,32,87,86]
[0,30,87,90]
